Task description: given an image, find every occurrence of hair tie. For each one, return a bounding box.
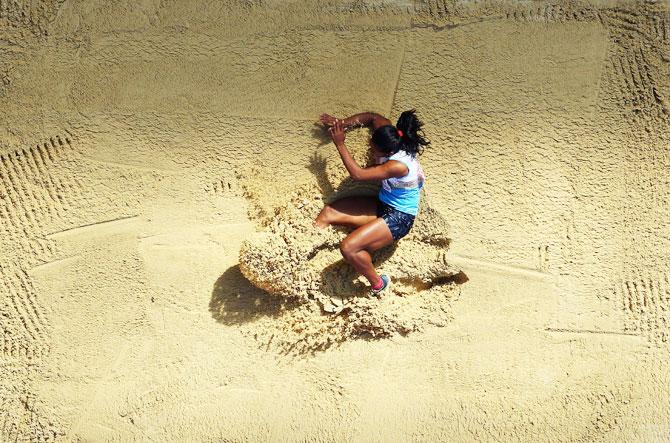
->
[397,129,404,137]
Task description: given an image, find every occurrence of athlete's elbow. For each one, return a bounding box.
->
[349,170,365,181]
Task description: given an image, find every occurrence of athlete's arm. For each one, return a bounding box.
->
[329,120,407,181]
[340,155,408,181]
[342,112,392,130]
[321,112,392,130]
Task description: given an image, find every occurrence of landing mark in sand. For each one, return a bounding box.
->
[29,255,82,273]
[46,215,139,239]
[410,16,502,32]
[388,37,407,115]
[80,154,182,173]
[545,327,640,337]
[446,253,554,281]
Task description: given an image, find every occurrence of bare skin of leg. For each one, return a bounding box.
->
[313,196,394,285]
[314,196,379,229]
[339,219,393,285]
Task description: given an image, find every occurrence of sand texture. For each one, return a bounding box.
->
[238,155,462,350]
[1,0,670,440]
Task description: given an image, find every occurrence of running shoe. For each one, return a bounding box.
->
[370,274,391,297]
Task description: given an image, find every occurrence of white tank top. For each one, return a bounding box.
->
[377,150,425,215]
[379,150,424,188]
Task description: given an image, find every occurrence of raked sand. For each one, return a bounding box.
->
[1,0,669,440]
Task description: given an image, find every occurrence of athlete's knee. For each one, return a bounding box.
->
[339,238,358,261]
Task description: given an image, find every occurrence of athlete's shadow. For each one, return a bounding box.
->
[209,265,301,327]
[208,245,400,328]
[307,151,380,204]
[308,124,379,204]
[310,122,333,147]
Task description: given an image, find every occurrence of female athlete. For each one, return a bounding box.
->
[315,109,429,295]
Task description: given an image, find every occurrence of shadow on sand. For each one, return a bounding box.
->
[209,123,466,355]
[207,244,399,329]
[209,265,301,327]
[317,242,399,299]
[307,123,379,204]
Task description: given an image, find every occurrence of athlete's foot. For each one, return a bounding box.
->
[313,220,328,229]
[369,274,391,297]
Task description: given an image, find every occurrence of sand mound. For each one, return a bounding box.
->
[237,137,463,351]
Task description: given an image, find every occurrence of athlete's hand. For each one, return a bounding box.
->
[320,113,339,127]
[329,119,346,146]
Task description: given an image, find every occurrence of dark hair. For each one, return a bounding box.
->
[371,109,430,157]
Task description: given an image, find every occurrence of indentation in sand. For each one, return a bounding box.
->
[234,136,464,353]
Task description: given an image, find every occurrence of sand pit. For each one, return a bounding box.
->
[236,138,463,351]
[2,0,670,440]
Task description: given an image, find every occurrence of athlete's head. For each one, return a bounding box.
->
[369,109,430,157]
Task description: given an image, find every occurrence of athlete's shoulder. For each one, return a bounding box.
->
[388,150,410,161]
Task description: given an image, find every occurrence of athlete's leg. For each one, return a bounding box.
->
[339,218,394,284]
[314,196,378,229]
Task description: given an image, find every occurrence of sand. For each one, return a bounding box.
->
[237,139,461,350]
[1,0,669,440]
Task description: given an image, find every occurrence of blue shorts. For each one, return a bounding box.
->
[376,200,415,241]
